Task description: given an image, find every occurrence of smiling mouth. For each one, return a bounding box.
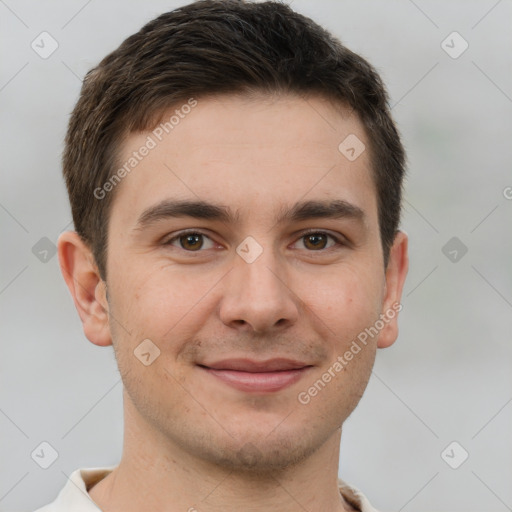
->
[197,358,313,393]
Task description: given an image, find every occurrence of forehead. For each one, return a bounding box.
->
[110,93,377,227]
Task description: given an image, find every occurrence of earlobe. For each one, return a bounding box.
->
[377,230,409,349]
[57,231,112,347]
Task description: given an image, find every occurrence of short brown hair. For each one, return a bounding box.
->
[63,0,406,279]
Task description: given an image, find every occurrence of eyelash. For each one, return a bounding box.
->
[163,229,346,252]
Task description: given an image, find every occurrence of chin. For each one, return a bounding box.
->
[209,438,317,475]
[181,420,326,475]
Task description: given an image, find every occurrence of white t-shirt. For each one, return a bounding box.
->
[32,467,380,512]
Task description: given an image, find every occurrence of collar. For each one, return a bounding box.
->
[35,466,380,512]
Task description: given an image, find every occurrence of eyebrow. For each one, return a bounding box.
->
[134,198,365,230]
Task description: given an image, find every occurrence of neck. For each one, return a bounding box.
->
[89,392,354,512]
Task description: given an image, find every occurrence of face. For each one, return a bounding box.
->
[80,94,407,472]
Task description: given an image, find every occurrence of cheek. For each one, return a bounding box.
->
[108,262,219,345]
[298,264,384,340]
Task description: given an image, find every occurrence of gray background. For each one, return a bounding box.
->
[1,0,511,511]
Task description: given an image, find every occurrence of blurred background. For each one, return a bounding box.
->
[1,1,511,510]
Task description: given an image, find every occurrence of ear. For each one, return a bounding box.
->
[377,230,409,349]
[57,231,112,347]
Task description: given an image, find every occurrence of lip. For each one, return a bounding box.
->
[200,358,310,372]
[198,358,313,393]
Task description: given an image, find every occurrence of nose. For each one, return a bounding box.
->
[218,247,300,334]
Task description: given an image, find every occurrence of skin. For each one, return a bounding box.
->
[58,93,408,512]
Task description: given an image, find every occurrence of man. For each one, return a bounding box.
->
[36,0,408,510]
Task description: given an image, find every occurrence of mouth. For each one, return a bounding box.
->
[197,358,313,393]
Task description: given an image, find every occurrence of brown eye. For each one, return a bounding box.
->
[179,233,204,251]
[165,231,216,251]
[293,231,341,251]
[303,233,329,250]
